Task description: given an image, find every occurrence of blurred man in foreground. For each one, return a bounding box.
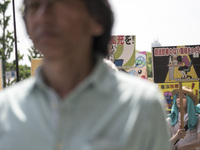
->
[0,0,170,149]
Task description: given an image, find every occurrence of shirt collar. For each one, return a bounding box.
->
[30,56,117,100]
[87,56,119,95]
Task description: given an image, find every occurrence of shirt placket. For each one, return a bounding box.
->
[55,99,75,150]
[45,88,66,150]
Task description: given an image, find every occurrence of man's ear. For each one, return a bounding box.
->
[90,19,104,36]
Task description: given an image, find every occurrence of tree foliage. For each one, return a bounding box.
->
[0,0,31,88]
[28,45,43,62]
[0,0,15,87]
[146,51,153,78]
[5,53,31,86]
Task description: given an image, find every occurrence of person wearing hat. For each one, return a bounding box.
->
[167,86,200,150]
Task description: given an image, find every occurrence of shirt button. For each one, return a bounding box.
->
[52,103,58,110]
[56,142,63,150]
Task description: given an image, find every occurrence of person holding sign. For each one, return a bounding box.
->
[167,86,200,150]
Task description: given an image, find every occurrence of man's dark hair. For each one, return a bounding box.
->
[84,0,114,57]
[22,0,114,57]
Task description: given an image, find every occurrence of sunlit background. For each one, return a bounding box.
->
[6,0,200,66]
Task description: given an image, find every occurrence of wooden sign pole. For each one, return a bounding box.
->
[179,82,184,128]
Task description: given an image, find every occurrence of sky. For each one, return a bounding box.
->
[5,0,200,66]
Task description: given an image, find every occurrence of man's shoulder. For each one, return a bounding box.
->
[115,72,150,84]
[0,77,36,103]
[109,71,163,104]
[115,72,159,94]
[166,117,171,123]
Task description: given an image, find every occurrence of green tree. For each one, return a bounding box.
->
[0,0,15,87]
[146,51,153,78]
[0,0,31,87]
[6,53,31,86]
[28,45,43,62]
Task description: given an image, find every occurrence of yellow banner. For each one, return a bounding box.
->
[158,82,199,112]
[152,45,200,83]
[31,59,43,76]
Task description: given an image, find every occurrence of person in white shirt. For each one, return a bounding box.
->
[0,0,170,149]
